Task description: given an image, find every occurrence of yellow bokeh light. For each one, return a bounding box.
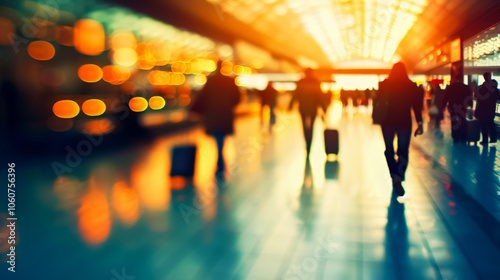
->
[235,76,247,87]
[78,64,103,83]
[204,60,217,72]
[149,96,166,110]
[170,73,185,85]
[148,70,170,85]
[129,97,148,112]
[27,41,55,61]
[110,32,137,50]
[82,99,106,116]
[137,54,156,70]
[53,100,80,119]
[194,74,207,85]
[112,48,138,66]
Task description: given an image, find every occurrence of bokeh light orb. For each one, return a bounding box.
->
[27,41,55,61]
[74,19,105,56]
[82,99,106,116]
[53,100,80,118]
[112,48,138,66]
[78,64,103,83]
[149,96,166,110]
[129,97,148,112]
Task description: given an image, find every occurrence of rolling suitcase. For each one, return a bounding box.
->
[170,145,197,177]
[465,119,481,145]
[324,129,339,155]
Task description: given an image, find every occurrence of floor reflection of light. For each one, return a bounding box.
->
[131,143,170,211]
[77,183,111,245]
[327,99,343,127]
[112,181,140,226]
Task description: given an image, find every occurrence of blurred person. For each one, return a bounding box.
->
[260,81,278,126]
[443,76,473,143]
[377,62,423,196]
[429,84,446,130]
[340,88,348,107]
[190,61,241,178]
[474,72,500,145]
[352,89,360,108]
[360,89,370,107]
[289,68,325,158]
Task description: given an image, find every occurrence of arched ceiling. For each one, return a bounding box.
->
[111,0,500,70]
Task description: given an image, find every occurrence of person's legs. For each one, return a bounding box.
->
[382,126,397,178]
[301,113,316,156]
[487,119,497,142]
[480,119,489,143]
[270,105,276,126]
[213,132,226,175]
[395,127,412,182]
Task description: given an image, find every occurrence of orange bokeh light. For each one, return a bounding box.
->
[102,65,130,85]
[110,32,137,50]
[129,97,148,112]
[27,40,55,61]
[171,61,187,73]
[137,54,156,70]
[82,99,106,116]
[112,181,140,226]
[78,186,111,245]
[74,19,105,56]
[148,70,170,85]
[170,73,185,85]
[53,100,80,118]
[149,96,166,110]
[221,66,233,76]
[78,64,103,83]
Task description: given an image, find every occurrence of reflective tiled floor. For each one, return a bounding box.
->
[5,103,500,279]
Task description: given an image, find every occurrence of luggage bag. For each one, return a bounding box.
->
[324,129,339,155]
[465,119,481,145]
[170,145,197,177]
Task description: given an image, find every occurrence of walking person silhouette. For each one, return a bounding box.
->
[375,62,424,196]
[190,61,241,179]
[289,68,325,158]
[475,72,500,145]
